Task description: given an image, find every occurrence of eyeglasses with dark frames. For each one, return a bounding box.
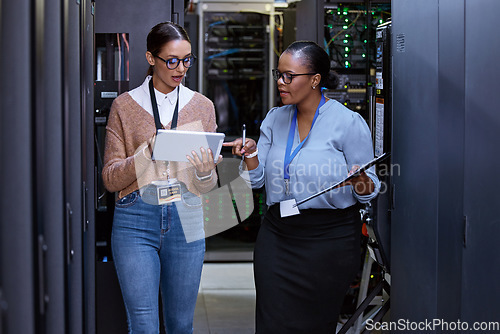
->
[272,69,316,84]
[156,55,197,70]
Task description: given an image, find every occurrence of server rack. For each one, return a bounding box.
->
[323,1,391,121]
[369,21,392,273]
[196,0,276,136]
[194,0,277,260]
[390,0,500,326]
[0,1,94,333]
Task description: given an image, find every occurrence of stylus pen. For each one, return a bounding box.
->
[241,124,246,160]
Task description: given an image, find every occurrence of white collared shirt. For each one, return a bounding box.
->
[128,75,195,126]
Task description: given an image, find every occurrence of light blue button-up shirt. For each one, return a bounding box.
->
[248,99,380,209]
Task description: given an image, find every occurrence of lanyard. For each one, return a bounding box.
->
[148,78,180,179]
[283,94,326,181]
[148,78,179,132]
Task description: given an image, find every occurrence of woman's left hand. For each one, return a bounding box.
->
[346,165,374,195]
[186,147,222,178]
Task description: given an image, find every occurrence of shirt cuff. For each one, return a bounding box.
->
[195,169,213,181]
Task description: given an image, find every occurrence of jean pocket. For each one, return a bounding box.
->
[115,191,138,208]
[181,190,202,208]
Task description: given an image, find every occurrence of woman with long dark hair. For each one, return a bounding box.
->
[102,22,219,333]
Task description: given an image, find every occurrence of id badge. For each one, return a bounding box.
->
[280,199,300,217]
[157,183,181,204]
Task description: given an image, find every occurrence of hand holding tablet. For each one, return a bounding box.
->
[152,129,225,163]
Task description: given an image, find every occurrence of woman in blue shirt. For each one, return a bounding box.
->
[224,41,380,333]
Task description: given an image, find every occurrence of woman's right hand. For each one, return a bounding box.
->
[222,137,257,158]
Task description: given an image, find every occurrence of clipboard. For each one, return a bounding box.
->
[152,129,225,163]
[293,152,390,207]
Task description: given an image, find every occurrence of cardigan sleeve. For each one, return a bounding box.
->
[247,107,278,189]
[191,94,219,194]
[342,112,381,203]
[102,98,150,193]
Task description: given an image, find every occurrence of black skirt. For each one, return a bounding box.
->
[254,204,362,334]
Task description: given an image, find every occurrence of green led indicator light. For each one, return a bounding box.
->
[343,25,348,30]
[362,54,366,58]
[344,54,349,58]
[343,39,348,44]
[345,18,349,23]
[345,46,350,52]
[364,40,368,43]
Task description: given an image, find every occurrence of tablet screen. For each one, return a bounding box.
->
[152,129,225,163]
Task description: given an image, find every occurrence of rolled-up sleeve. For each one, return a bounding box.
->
[342,112,381,203]
[102,104,139,193]
[247,108,278,189]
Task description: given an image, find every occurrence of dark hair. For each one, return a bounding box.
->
[146,22,191,76]
[283,41,339,89]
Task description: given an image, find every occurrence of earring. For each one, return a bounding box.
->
[312,86,316,90]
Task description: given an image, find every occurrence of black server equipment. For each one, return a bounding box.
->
[196,2,275,260]
[319,1,392,328]
[368,21,392,273]
[202,11,270,136]
[391,0,500,327]
[184,14,200,90]
[1,1,94,333]
[323,1,391,120]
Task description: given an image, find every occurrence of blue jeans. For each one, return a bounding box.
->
[111,190,205,334]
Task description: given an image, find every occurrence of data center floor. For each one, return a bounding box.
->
[193,263,354,334]
[194,263,256,334]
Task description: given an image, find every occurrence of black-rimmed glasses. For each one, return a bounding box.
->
[272,69,316,84]
[156,55,197,70]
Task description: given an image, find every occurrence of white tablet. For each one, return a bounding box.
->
[152,129,225,163]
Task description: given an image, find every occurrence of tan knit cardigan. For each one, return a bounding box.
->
[102,91,218,200]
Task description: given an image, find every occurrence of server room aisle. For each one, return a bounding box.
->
[194,263,256,333]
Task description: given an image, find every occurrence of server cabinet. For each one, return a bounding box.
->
[391,0,443,323]
[362,22,392,281]
[197,0,276,135]
[82,1,96,334]
[322,1,391,121]
[391,0,500,328]
[0,1,36,334]
[461,0,500,326]
[194,0,275,260]
[64,1,88,333]
[1,1,93,333]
